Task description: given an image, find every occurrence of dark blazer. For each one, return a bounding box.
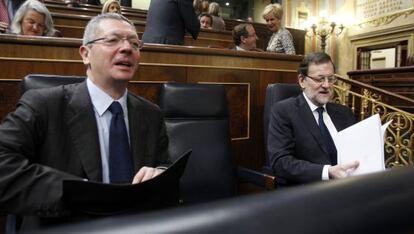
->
[0,82,169,230]
[142,0,200,45]
[267,94,355,186]
[11,0,26,13]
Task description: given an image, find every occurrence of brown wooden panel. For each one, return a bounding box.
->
[0,81,21,120]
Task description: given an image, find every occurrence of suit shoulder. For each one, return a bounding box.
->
[127,92,162,113]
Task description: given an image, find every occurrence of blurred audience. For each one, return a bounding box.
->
[199,13,212,29]
[208,2,225,31]
[200,0,209,14]
[101,0,121,14]
[262,3,295,55]
[10,0,58,36]
[232,23,262,52]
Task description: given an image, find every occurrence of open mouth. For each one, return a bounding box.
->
[114,61,132,68]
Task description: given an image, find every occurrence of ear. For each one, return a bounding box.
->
[240,36,247,44]
[79,45,90,66]
[298,74,306,89]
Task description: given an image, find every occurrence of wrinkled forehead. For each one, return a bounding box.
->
[96,19,138,37]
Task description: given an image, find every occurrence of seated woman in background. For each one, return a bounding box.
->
[101,0,121,14]
[262,3,295,55]
[208,2,225,31]
[10,0,59,36]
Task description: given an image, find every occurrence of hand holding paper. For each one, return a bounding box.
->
[335,114,390,176]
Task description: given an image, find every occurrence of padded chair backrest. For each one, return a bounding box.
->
[263,83,302,166]
[159,83,237,204]
[21,74,86,95]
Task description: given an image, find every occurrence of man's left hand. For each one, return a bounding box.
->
[132,167,165,184]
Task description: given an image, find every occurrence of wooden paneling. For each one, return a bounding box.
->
[348,66,414,112]
[0,34,302,170]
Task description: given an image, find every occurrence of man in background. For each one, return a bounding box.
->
[232,23,262,52]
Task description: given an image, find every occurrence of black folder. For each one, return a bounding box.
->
[62,150,191,216]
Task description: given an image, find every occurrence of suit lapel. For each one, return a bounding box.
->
[127,94,148,172]
[297,95,330,155]
[326,104,349,131]
[64,82,102,181]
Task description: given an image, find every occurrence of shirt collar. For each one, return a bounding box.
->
[302,92,326,112]
[86,78,128,116]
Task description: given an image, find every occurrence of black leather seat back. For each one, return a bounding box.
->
[263,83,302,167]
[21,74,86,95]
[159,83,237,204]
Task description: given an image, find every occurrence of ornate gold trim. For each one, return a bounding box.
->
[358,9,414,27]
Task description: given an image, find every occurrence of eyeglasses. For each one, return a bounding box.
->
[85,34,143,50]
[305,75,337,84]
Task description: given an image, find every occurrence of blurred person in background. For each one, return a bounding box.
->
[208,2,225,31]
[232,23,262,52]
[262,3,295,55]
[102,0,121,14]
[10,0,58,36]
[199,13,212,29]
[143,0,199,45]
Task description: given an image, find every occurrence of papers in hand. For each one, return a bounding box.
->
[335,114,391,176]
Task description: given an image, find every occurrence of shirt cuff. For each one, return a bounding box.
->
[322,165,330,180]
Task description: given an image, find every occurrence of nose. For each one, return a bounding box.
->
[321,78,331,88]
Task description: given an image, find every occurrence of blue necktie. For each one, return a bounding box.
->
[108,102,133,183]
[317,107,337,165]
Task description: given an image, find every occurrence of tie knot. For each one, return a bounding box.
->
[108,102,123,115]
[316,107,325,115]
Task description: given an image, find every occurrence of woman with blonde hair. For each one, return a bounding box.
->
[262,3,295,54]
[101,0,121,14]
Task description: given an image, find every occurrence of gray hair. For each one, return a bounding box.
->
[208,2,220,16]
[11,0,55,36]
[82,13,136,45]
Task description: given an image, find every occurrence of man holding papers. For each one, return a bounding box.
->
[267,52,359,186]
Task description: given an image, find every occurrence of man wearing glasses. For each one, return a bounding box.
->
[232,23,262,52]
[0,13,170,230]
[267,52,359,187]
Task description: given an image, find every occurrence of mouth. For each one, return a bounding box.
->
[114,60,133,68]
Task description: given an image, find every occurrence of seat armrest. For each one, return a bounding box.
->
[237,166,275,190]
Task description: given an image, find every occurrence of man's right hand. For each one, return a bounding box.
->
[328,160,359,179]
[0,22,9,33]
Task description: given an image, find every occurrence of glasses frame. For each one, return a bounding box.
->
[85,36,144,50]
[305,74,337,84]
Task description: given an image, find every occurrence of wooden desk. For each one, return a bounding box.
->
[0,34,302,170]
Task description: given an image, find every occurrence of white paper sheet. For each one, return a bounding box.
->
[336,114,388,176]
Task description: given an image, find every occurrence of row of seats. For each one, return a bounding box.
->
[21,74,276,204]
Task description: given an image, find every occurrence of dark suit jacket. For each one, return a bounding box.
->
[142,0,200,45]
[267,94,356,186]
[11,0,26,13]
[0,82,169,230]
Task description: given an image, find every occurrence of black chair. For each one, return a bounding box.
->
[40,166,414,234]
[262,83,302,176]
[159,83,237,204]
[21,74,86,95]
